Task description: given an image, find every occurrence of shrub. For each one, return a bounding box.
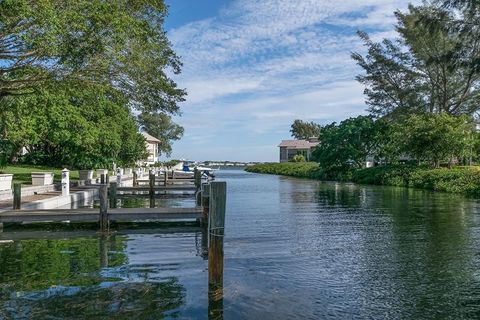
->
[247,163,480,195]
[353,165,480,195]
[245,162,319,179]
[292,155,306,162]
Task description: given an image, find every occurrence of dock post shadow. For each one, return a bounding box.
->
[99,234,109,268]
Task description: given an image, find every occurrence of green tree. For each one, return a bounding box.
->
[0,0,185,114]
[352,4,480,118]
[442,0,478,10]
[0,0,186,167]
[393,113,473,167]
[312,116,389,171]
[138,112,184,157]
[444,0,480,9]
[290,119,322,140]
[163,159,181,168]
[2,82,147,168]
[0,138,14,168]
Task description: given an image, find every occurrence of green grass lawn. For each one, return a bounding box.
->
[0,165,79,185]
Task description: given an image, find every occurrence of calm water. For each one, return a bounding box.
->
[1,170,480,319]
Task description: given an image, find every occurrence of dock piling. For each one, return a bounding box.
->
[149,171,155,197]
[109,182,117,208]
[99,184,109,232]
[196,190,202,206]
[13,183,21,210]
[201,182,210,225]
[150,195,155,208]
[208,181,226,320]
[194,168,201,190]
[133,171,138,186]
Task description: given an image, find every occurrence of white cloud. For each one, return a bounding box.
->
[182,76,262,104]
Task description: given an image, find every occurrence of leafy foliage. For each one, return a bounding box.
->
[0,0,186,113]
[292,154,306,162]
[246,162,320,179]
[290,119,322,140]
[312,116,390,171]
[0,0,185,168]
[352,4,480,117]
[138,112,184,157]
[442,0,479,8]
[353,165,480,195]
[247,162,480,195]
[0,138,14,169]
[393,113,473,167]
[1,82,147,169]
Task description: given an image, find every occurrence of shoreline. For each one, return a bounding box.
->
[245,162,480,196]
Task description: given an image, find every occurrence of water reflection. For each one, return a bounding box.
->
[0,228,211,319]
[276,178,480,318]
[95,195,196,210]
[208,228,224,320]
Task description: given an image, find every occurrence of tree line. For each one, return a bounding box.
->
[0,0,184,169]
[290,1,480,174]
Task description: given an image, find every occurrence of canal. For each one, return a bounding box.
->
[1,169,480,319]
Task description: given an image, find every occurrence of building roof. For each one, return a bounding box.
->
[278,139,319,149]
[142,132,161,143]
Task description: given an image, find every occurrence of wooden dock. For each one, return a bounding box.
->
[0,179,219,231]
[0,180,227,317]
[117,185,197,192]
[0,179,225,245]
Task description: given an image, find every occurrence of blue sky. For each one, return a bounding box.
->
[163,0,418,162]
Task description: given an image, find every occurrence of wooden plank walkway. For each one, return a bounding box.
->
[138,178,195,182]
[117,185,197,192]
[116,193,194,199]
[0,207,202,223]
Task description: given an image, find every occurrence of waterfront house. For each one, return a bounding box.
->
[142,132,161,165]
[278,138,319,162]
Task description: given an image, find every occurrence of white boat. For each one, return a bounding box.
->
[167,161,218,179]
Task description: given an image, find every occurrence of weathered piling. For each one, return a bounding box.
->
[150,195,155,208]
[109,182,117,209]
[149,171,155,197]
[99,184,109,232]
[13,183,21,210]
[196,189,202,206]
[133,171,138,186]
[194,168,201,190]
[208,181,226,319]
[201,182,210,225]
[164,170,168,186]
